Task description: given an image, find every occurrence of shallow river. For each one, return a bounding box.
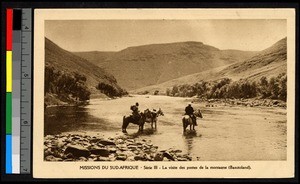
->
[45,95,287,161]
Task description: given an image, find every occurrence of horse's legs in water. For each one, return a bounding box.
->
[139,120,144,132]
[122,117,129,133]
[154,120,157,130]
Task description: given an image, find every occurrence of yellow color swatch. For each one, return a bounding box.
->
[6,51,12,92]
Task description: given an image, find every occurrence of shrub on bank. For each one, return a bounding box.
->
[166,73,287,101]
[45,65,91,104]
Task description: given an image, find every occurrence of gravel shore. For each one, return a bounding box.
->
[44,133,192,162]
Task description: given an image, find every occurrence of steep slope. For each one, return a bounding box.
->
[75,42,256,90]
[133,37,287,94]
[45,37,124,94]
[218,37,287,80]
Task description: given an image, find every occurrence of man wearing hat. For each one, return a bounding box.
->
[130,102,141,122]
[185,103,197,126]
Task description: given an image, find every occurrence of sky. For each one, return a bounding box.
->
[45,19,286,52]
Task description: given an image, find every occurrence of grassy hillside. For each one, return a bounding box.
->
[75,41,256,90]
[45,38,126,105]
[218,37,287,81]
[133,37,287,95]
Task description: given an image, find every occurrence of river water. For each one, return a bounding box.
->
[45,95,287,161]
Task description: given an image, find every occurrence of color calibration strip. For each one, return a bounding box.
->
[6,8,32,174]
[6,8,13,174]
[20,8,32,174]
[12,9,22,174]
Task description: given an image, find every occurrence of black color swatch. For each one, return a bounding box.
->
[13,9,21,30]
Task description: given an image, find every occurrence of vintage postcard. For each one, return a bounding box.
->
[33,9,295,178]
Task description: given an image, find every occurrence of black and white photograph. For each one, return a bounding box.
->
[33,9,295,178]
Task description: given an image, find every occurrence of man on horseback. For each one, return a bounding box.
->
[185,103,197,126]
[130,102,141,123]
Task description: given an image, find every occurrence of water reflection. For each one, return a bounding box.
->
[183,131,197,156]
[44,106,107,136]
[129,128,157,138]
[44,95,287,161]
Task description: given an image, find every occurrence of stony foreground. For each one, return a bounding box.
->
[44,133,192,162]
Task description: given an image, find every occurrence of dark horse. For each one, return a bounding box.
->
[182,109,203,132]
[143,108,164,129]
[122,112,146,133]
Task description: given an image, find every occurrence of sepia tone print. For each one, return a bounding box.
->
[43,19,287,162]
[33,9,295,178]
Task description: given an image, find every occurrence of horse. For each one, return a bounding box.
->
[122,112,146,133]
[182,109,203,132]
[143,108,164,129]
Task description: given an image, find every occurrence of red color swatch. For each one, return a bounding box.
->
[6,9,13,50]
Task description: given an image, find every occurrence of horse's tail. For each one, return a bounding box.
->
[122,116,127,129]
[197,109,203,118]
[182,117,186,126]
[182,117,187,131]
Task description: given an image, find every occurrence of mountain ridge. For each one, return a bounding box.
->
[132,37,287,94]
[74,41,257,90]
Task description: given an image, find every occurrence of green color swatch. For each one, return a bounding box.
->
[6,93,12,134]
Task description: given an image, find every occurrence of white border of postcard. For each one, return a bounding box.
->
[33,8,295,178]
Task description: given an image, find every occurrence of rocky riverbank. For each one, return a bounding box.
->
[196,98,286,108]
[44,133,192,162]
